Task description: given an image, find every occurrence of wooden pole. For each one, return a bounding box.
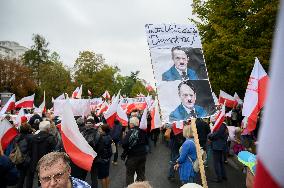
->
[191,118,208,188]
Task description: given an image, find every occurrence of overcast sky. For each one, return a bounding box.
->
[0,0,194,86]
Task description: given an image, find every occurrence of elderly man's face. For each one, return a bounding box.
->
[179,84,196,109]
[39,158,71,188]
[172,49,188,72]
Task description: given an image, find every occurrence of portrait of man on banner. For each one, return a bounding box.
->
[169,80,214,122]
[162,46,208,81]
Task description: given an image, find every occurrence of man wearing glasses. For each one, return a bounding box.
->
[37,152,91,188]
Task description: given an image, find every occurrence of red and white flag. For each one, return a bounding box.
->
[116,101,128,126]
[96,102,109,116]
[76,85,83,99]
[56,93,65,100]
[212,104,225,132]
[60,100,96,171]
[15,94,35,109]
[72,87,80,99]
[38,91,46,113]
[242,58,269,132]
[102,90,111,100]
[234,92,243,105]
[0,94,16,116]
[88,89,92,96]
[218,90,237,108]
[172,121,184,135]
[0,119,18,151]
[254,3,284,187]
[104,92,119,128]
[150,98,162,131]
[139,106,148,131]
[15,108,25,126]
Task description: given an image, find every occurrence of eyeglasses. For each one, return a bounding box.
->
[39,167,69,184]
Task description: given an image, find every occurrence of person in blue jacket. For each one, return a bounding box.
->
[169,80,207,122]
[174,125,197,184]
[162,46,198,81]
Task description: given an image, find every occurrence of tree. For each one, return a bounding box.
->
[38,52,72,108]
[0,58,36,98]
[22,34,50,86]
[192,0,279,97]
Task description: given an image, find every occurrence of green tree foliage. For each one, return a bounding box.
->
[38,52,73,108]
[22,34,50,86]
[192,0,279,97]
[73,51,151,98]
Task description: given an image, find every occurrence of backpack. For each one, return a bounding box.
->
[82,128,100,150]
[9,143,24,165]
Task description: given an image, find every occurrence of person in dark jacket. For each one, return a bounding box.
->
[0,144,19,188]
[15,125,33,188]
[110,119,122,165]
[26,120,56,188]
[208,123,229,183]
[196,118,211,150]
[122,117,148,186]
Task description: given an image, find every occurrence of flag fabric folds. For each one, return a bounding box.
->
[242,58,269,132]
[0,94,15,116]
[0,119,18,151]
[15,94,35,109]
[218,90,237,108]
[60,100,96,171]
[254,3,284,187]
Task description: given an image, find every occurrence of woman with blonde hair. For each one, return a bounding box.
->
[174,124,197,184]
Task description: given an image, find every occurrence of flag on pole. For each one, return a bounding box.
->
[102,90,111,100]
[60,100,96,171]
[242,58,269,132]
[139,106,148,131]
[254,3,284,187]
[0,119,18,151]
[218,90,237,108]
[212,104,225,132]
[150,98,162,131]
[15,94,35,109]
[72,87,79,98]
[104,92,119,128]
[38,91,46,113]
[76,85,83,99]
[0,94,15,116]
[116,101,128,126]
[234,92,243,105]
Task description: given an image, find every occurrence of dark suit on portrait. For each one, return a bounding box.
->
[162,65,198,81]
[169,104,207,122]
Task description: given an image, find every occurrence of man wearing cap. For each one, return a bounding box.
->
[122,117,148,186]
[26,120,56,188]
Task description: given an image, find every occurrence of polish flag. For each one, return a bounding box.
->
[234,92,243,105]
[242,58,269,132]
[104,93,119,128]
[116,101,128,126]
[172,121,184,135]
[60,100,96,171]
[38,91,46,113]
[102,90,111,99]
[0,94,16,116]
[88,89,92,96]
[139,106,148,131]
[96,102,108,116]
[0,119,18,151]
[15,108,25,126]
[72,87,80,98]
[254,4,284,187]
[15,94,35,109]
[150,98,162,131]
[218,90,237,108]
[212,104,225,132]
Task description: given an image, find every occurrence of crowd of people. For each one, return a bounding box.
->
[0,103,258,188]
